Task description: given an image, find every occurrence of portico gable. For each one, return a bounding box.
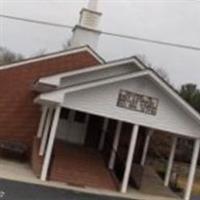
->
[36,70,200,138]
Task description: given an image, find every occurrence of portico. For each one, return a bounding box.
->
[33,57,200,200]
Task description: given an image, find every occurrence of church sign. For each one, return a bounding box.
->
[117,89,159,116]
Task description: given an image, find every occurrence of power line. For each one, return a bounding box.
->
[1,14,200,52]
[0,14,73,29]
[102,31,200,51]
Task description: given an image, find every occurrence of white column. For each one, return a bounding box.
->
[164,136,178,187]
[98,118,109,151]
[141,129,153,166]
[37,106,48,138]
[39,108,54,156]
[40,106,61,181]
[109,121,122,170]
[184,139,200,200]
[121,124,139,193]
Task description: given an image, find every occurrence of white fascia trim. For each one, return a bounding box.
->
[37,57,146,88]
[0,46,104,71]
[148,71,200,125]
[39,78,60,87]
[36,70,150,103]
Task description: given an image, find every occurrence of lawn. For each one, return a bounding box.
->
[177,177,200,196]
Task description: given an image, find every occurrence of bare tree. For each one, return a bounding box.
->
[0,47,24,66]
[136,54,170,83]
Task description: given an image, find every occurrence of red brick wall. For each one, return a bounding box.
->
[0,51,100,154]
[31,137,43,176]
[49,140,117,190]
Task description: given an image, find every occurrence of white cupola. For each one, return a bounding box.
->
[68,0,102,50]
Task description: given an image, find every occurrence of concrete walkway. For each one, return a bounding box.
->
[0,158,181,200]
[141,166,179,198]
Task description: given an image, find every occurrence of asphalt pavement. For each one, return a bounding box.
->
[0,178,199,200]
[192,197,200,200]
[0,178,129,200]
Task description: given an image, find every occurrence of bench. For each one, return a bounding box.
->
[0,141,28,161]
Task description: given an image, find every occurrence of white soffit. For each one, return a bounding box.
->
[35,70,151,103]
[37,56,146,88]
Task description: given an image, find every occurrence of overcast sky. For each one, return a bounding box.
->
[0,0,200,88]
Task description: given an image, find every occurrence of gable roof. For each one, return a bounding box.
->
[35,69,200,128]
[0,45,105,71]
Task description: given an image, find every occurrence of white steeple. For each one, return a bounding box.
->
[68,0,102,50]
[88,0,98,11]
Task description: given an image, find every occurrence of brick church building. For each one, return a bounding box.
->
[0,1,199,200]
